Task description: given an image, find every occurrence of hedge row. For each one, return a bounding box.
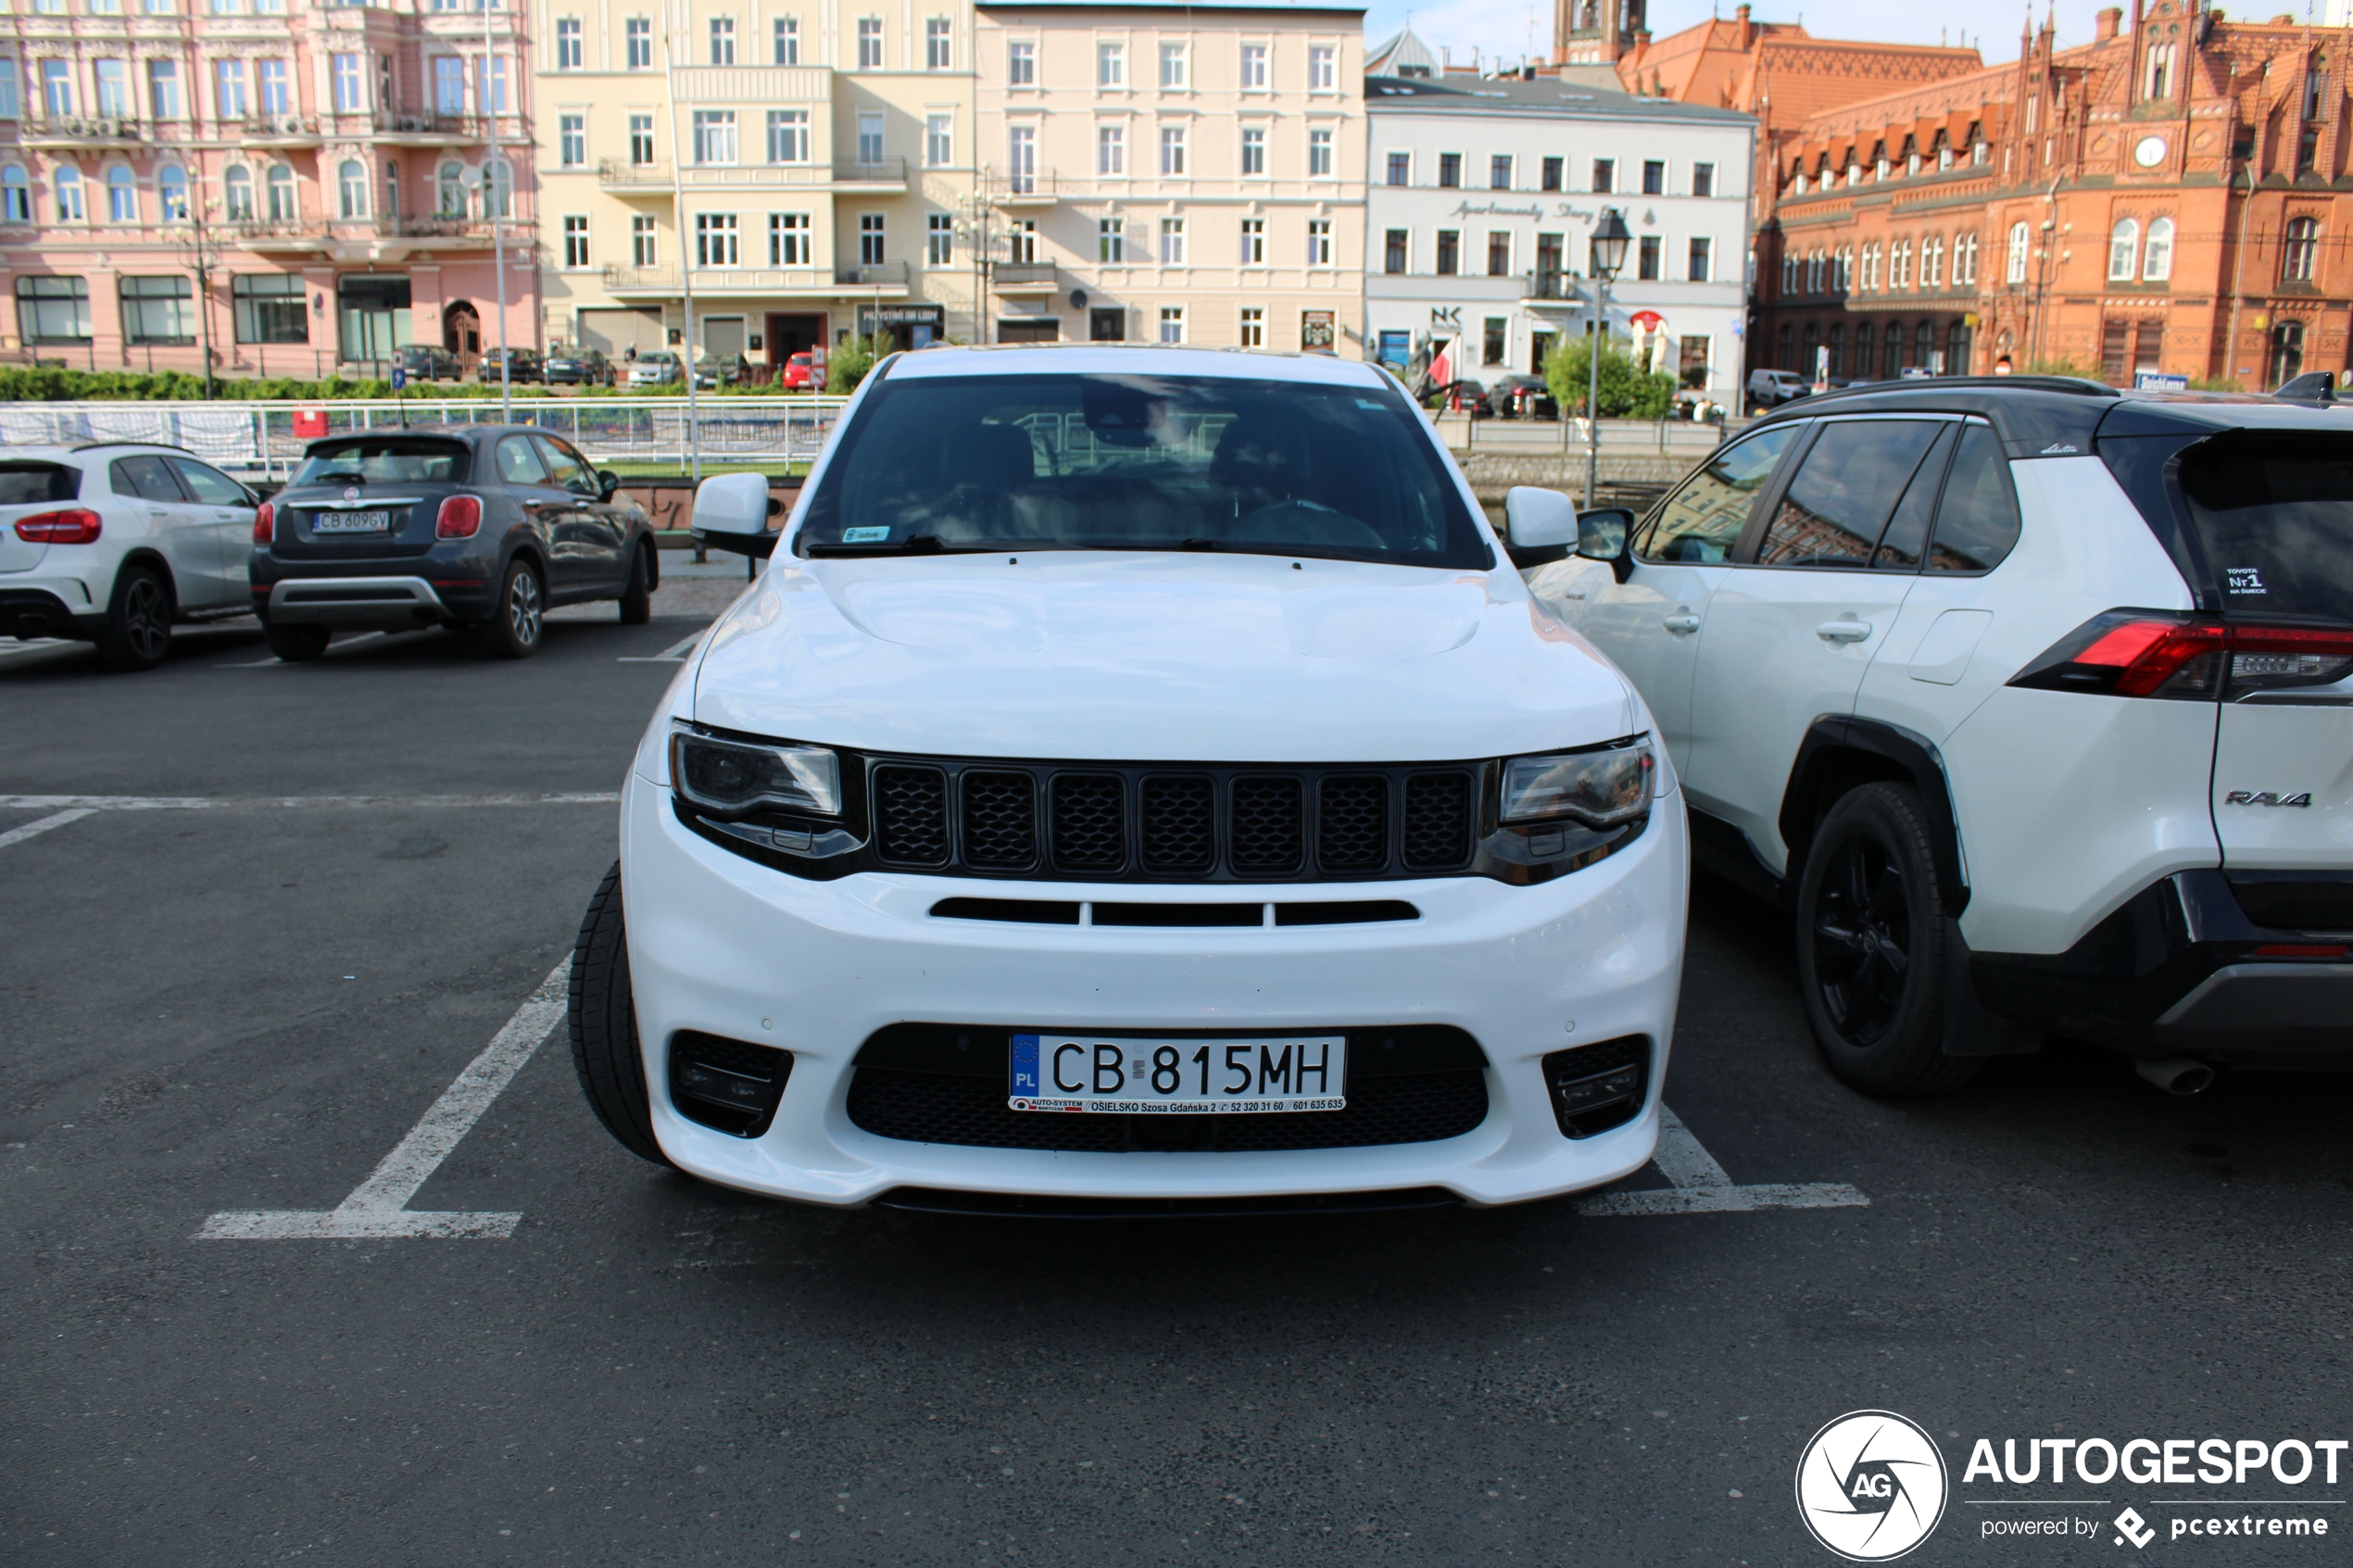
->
[0,366,821,402]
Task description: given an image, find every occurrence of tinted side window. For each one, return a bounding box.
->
[533,435,598,495]
[0,462,80,504]
[1926,425,2023,573]
[167,458,250,507]
[1756,420,1943,569]
[1871,426,1957,571]
[110,455,186,502]
[1637,424,1802,563]
[495,435,550,486]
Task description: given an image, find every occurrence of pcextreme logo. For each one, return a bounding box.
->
[1795,1410,1951,1562]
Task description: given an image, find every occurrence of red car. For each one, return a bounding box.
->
[780,352,818,390]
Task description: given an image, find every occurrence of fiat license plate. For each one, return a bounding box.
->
[312,509,393,533]
[1009,1034,1345,1113]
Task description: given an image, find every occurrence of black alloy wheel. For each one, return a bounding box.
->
[484,558,544,659]
[618,542,653,624]
[95,565,171,671]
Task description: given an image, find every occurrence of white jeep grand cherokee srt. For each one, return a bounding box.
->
[567,345,1689,1214]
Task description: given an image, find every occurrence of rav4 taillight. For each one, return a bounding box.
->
[2010,610,2353,699]
[252,500,274,544]
[13,507,103,545]
[435,495,483,539]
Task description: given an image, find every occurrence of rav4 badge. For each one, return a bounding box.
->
[2224,790,2313,808]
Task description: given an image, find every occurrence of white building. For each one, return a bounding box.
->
[1364,74,1754,402]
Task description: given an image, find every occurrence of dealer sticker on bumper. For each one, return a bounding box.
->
[1009,1033,1346,1114]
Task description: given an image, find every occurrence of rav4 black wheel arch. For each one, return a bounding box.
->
[1780,717,1970,918]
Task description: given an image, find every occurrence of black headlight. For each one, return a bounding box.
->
[1498,735,1655,828]
[670,725,842,818]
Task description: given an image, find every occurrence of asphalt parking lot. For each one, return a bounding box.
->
[3,566,2349,1567]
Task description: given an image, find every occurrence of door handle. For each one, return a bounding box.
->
[1817,620,1873,643]
[1662,613,1701,633]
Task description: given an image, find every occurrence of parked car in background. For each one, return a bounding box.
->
[544,346,615,387]
[628,351,683,389]
[1492,373,1559,420]
[693,353,747,390]
[781,352,819,390]
[1745,369,1810,412]
[477,346,544,384]
[1443,381,1493,418]
[392,344,464,384]
[249,424,657,663]
[0,445,258,671]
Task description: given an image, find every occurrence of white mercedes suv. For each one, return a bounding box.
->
[568,345,1689,1214]
[1529,376,2353,1097]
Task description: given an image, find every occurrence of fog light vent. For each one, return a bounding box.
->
[669,1031,792,1138]
[1541,1035,1649,1139]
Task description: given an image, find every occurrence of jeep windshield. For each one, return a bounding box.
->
[796,371,1492,569]
[292,437,471,485]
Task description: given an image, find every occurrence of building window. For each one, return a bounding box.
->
[222,165,253,220]
[709,17,734,65]
[626,17,652,69]
[1089,307,1126,341]
[484,157,511,217]
[1007,39,1033,84]
[2284,216,2319,282]
[94,58,130,117]
[1240,43,1266,89]
[1099,42,1124,88]
[213,59,246,119]
[2108,219,2139,282]
[766,109,811,163]
[104,165,135,223]
[1486,232,1510,276]
[1241,127,1266,177]
[1097,124,1124,176]
[630,115,656,166]
[1384,228,1406,273]
[1688,236,1711,282]
[695,211,738,266]
[1160,125,1185,176]
[1239,306,1263,347]
[1308,44,1334,91]
[927,211,952,265]
[693,111,738,166]
[157,164,187,221]
[2006,221,2029,283]
[926,113,953,168]
[1239,215,1263,264]
[926,16,951,70]
[1541,156,1562,192]
[1892,238,1912,290]
[1435,229,1457,275]
[1097,215,1124,263]
[1482,316,1505,366]
[776,16,799,64]
[1923,234,1944,288]
[561,214,588,267]
[1008,218,1036,262]
[1641,159,1664,195]
[857,17,882,69]
[1434,152,1460,188]
[559,114,585,168]
[120,274,193,345]
[631,214,656,265]
[2146,39,2176,101]
[18,275,90,343]
[1954,232,1979,286]
[54,166,84,222]
[1308,128,1332,177]
[2270,319,2305,386]
[1636,233,1659,281]
[1591,157,1613,193]
[1159,42,1186,89]
[146,59,180,120]
[433,56,464,115]
[41,60,73,119]
[1691,161,1714,199]
[255,58,290,117]
[1005,124,1036,191]
[857,111,884,165]
[1307,218,1331,267]
[336,157,367,219]
[556,18,583,69]
[484,56,510,113]
[227,272,302,343]
[769,211,809,265]
[2142,218,2173,282]
[1159,304,1183,343]
[1490,154,1511,190]
[858,211,885,264]
[1386,151,1409,186]
[1158,215,1184,264]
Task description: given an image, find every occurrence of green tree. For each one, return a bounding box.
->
[824,334,887,394]
[1542,332,1679,420]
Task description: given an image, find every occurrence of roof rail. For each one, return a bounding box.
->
[69,440,192,454]
[1801,375,2118,404]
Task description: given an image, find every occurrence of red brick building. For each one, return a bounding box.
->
[1753,4,2353,388]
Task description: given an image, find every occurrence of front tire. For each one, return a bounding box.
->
[618,542,653,624]
[262,622,330,662]
[568,862,671,1166]
[94,565,172,671]
[1793,783,1981,1096]
[484,557,544,659]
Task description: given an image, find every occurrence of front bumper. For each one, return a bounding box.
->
[621,771,1689,1209]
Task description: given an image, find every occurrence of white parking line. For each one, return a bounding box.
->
[196,958,571,1240]
[0,637,72,659]
[617,630,706,663]
[0,791,618,812]
[1575,1107,1869,1216]
[0,807,96,851]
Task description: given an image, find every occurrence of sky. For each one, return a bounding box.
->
[1358,0,2172,75]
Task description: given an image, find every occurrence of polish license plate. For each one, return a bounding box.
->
[312,509,394,533]
[1009,1034,1346,1113]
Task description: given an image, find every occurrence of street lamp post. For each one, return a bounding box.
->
[482,0,511,421]
[172,199,223,401]
[1584,207,1631,509]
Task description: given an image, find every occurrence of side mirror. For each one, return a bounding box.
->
[598,469,622,500]
[692,470,781,558]
[1577,506,1636,582]
[1502,485,1577,569]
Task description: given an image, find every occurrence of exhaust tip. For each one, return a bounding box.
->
[2135,1056,2215,1097]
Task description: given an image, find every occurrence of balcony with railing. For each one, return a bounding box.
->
[595,157,907,192]
[20,114,147,147]
[228,214,503,253]
[1521,269,1583,306]
[986,170,1067,206]
[599,258,908,296]
[234,115,324,148]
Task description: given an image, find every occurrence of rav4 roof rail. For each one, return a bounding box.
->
[1801,375,2118,404]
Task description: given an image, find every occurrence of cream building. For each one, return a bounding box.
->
[973,0,1364,353]
[530,0,978,368]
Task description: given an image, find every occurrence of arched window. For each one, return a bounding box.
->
[157,164,188,222]
[337,157,367,219]
[1,165,30,224]
[1955,232,1980,286]
[266,163,296,221]
[2007,220,2030,284]
[55,165,84,222]
[1917,320,1938,371]
[2145,41,2176,101]
[2283,216,2320,282]
[1855,321,1874,378]
[1777,321,1792,371]
[485,157,511,219]
[223,165,254,220]
[2143,217,2175,282]
[1923,233,1944,288]
[105,164,135,224]
[437,161,465,216]
[2108,219,2139,282]
[1802,321,1819,373]
[1892,238,1912,290]
[1882,320,1905,378]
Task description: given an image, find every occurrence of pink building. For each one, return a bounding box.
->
[0,0,535,381]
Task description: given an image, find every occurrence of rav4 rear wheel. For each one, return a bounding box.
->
[1793,783,1981,1097]
[567,861,672,1166]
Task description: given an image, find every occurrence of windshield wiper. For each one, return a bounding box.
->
[805,533,975,556]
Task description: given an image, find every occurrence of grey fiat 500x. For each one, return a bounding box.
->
[249,423,656,661]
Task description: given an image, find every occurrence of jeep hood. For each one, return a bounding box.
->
[690,552,1638,761]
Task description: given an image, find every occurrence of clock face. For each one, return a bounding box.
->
[2134,135,2169,168]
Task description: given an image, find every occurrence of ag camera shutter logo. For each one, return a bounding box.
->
[1794,1410,1950,1561]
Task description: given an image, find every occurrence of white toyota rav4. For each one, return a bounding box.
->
[1529,376,2353,1096]
[568,345,1688,1214]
